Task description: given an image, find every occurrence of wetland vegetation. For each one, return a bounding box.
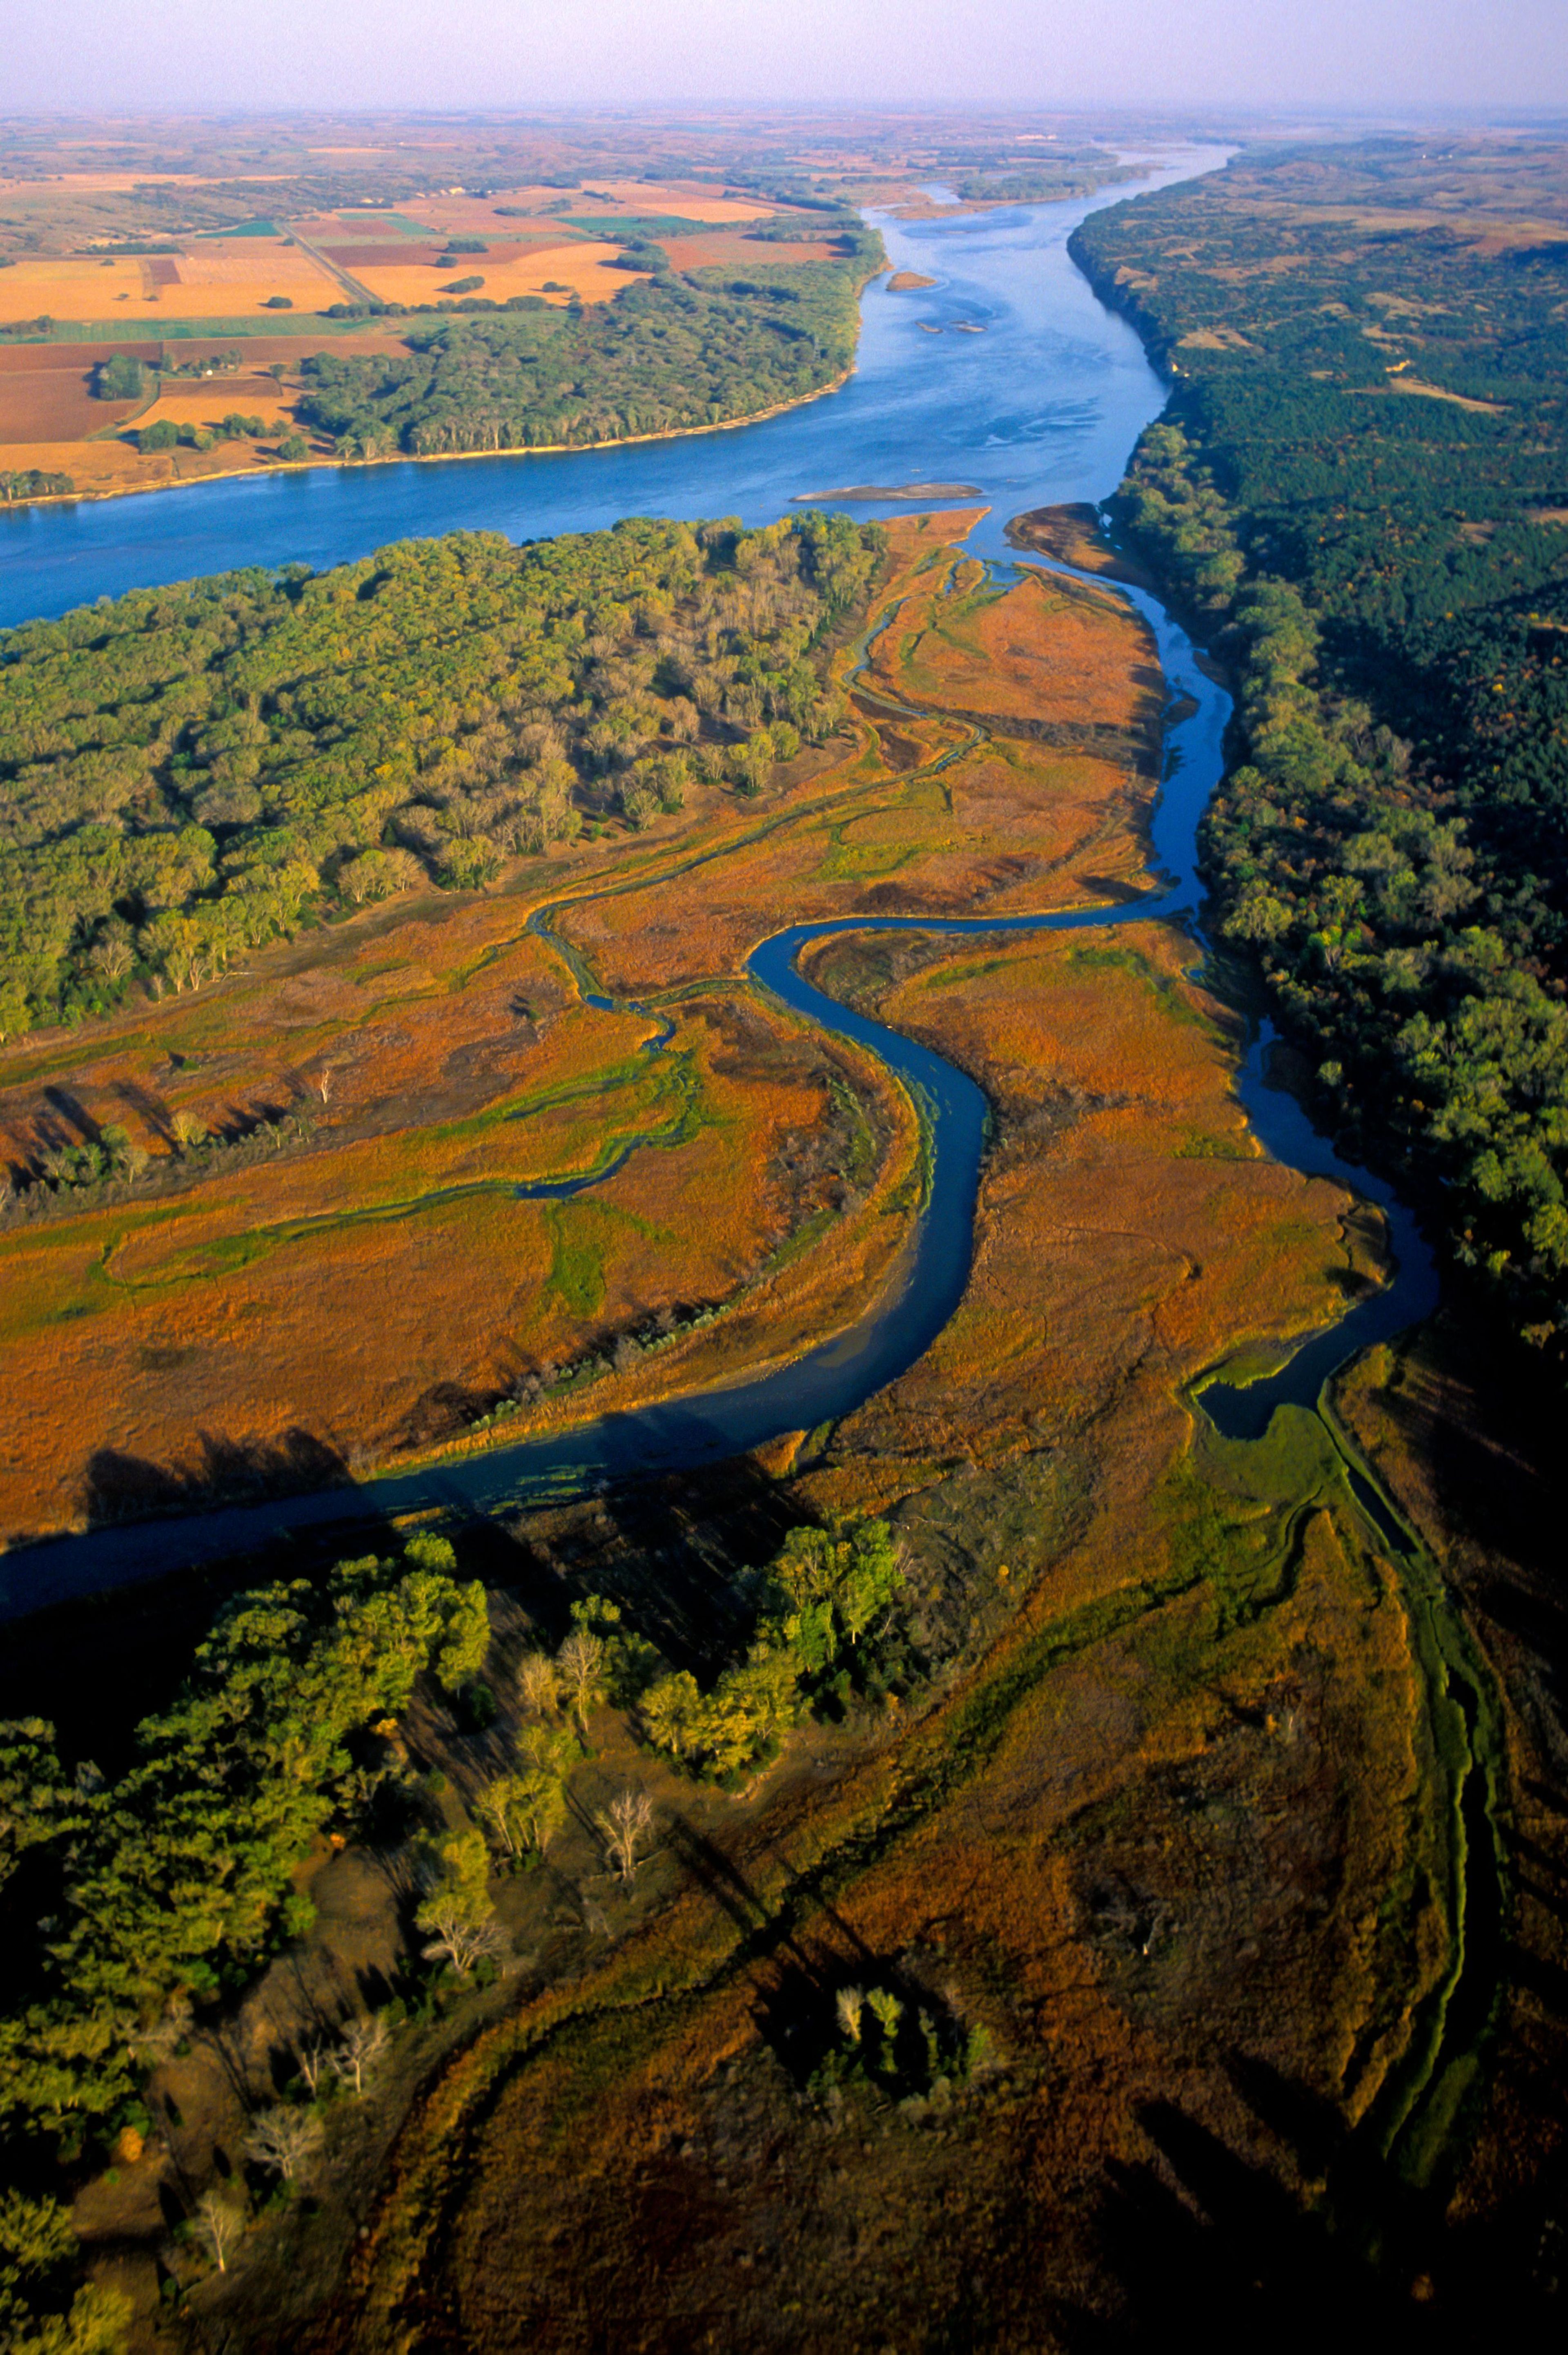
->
[2,116,1566,2355]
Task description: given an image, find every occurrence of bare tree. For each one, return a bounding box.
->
[835,1986,866,2045]
[244,2105,324,2182]
[557,1628,606,1736]
[293,2037,332,2097]
[314,1066,335,1105]
[516,1650,559,1719]
[193,2192,246,2275]
[595,1784,655,1887]
[333,2013,391,2096]
[420,1910,508,1978]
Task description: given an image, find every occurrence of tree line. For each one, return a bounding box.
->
[1074,143,1568,1358]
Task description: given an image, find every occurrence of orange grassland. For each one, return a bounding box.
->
[0,515,978,1538]
[260,926,1451,2355]
[34,508,1489,2348]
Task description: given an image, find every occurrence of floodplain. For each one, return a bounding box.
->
[0,495,1511,2350]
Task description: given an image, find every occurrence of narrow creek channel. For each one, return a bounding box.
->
[0,553,1439,1609]
[0,149,1506,2190]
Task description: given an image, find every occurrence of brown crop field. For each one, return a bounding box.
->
[657,232,840,270]
[0,361,129,442]
[351,240,646,308]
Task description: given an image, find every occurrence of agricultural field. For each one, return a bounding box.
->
[0,139,868,500]
[0,110,1174,508]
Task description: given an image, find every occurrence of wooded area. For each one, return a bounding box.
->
[292,225,880,459]
[0,1509,905,2346]
[1074,142,1568,1352]
[0,509,884,1041]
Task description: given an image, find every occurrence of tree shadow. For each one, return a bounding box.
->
[42,1085,103,1147]
[112,1075,174,1146]
[82,1429,353,1525]
[1054,2050,1562,2351]
[466,1454,809,1674]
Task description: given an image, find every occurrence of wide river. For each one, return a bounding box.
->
[0,153,1438,1615]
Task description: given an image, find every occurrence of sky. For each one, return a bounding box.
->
[2,0,1564,117]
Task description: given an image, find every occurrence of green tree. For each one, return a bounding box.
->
[0,2190,130,2355]
[416,1829,501,1974]
[475,1766,566,1862]
[94,354,145,401]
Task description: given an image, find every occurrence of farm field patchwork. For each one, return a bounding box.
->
[0,129,879,506]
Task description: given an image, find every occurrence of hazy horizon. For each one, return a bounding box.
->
[3,0,1565,119]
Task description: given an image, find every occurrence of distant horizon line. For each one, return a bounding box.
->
[4,101,1568,127]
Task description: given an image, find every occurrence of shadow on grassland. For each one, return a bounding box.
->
[1052,2055,1563,2352]
[81,1428,354,1524]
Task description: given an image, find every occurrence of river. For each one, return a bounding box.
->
[0,151,1438,1617]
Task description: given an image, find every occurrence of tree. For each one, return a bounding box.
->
[640,1670,700,1761]
[193,2191,245,2274]
[0,2188,130,2354]
[769,1519,904,1667]
[516,1650,559,1719]
[417,1829,503,1975]
[400,1537,489,1688]
[557,1629,606,1735]
[94,353,145,401]
[517,1719,577,1778]
[0,1721,80,1894]
[474,1766,565,1862]
[333,2013,390,2095]
[595,1784,654,1885]
[244,2104,323,2181]
[292,2036,331,2096]
[129,1993,193,2068]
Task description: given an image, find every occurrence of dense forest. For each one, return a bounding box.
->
[0,510,883,1041]
[293,223,882,459]
[1073,142,1568,1353]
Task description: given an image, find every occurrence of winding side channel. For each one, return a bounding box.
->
[0,558,1438,1617]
